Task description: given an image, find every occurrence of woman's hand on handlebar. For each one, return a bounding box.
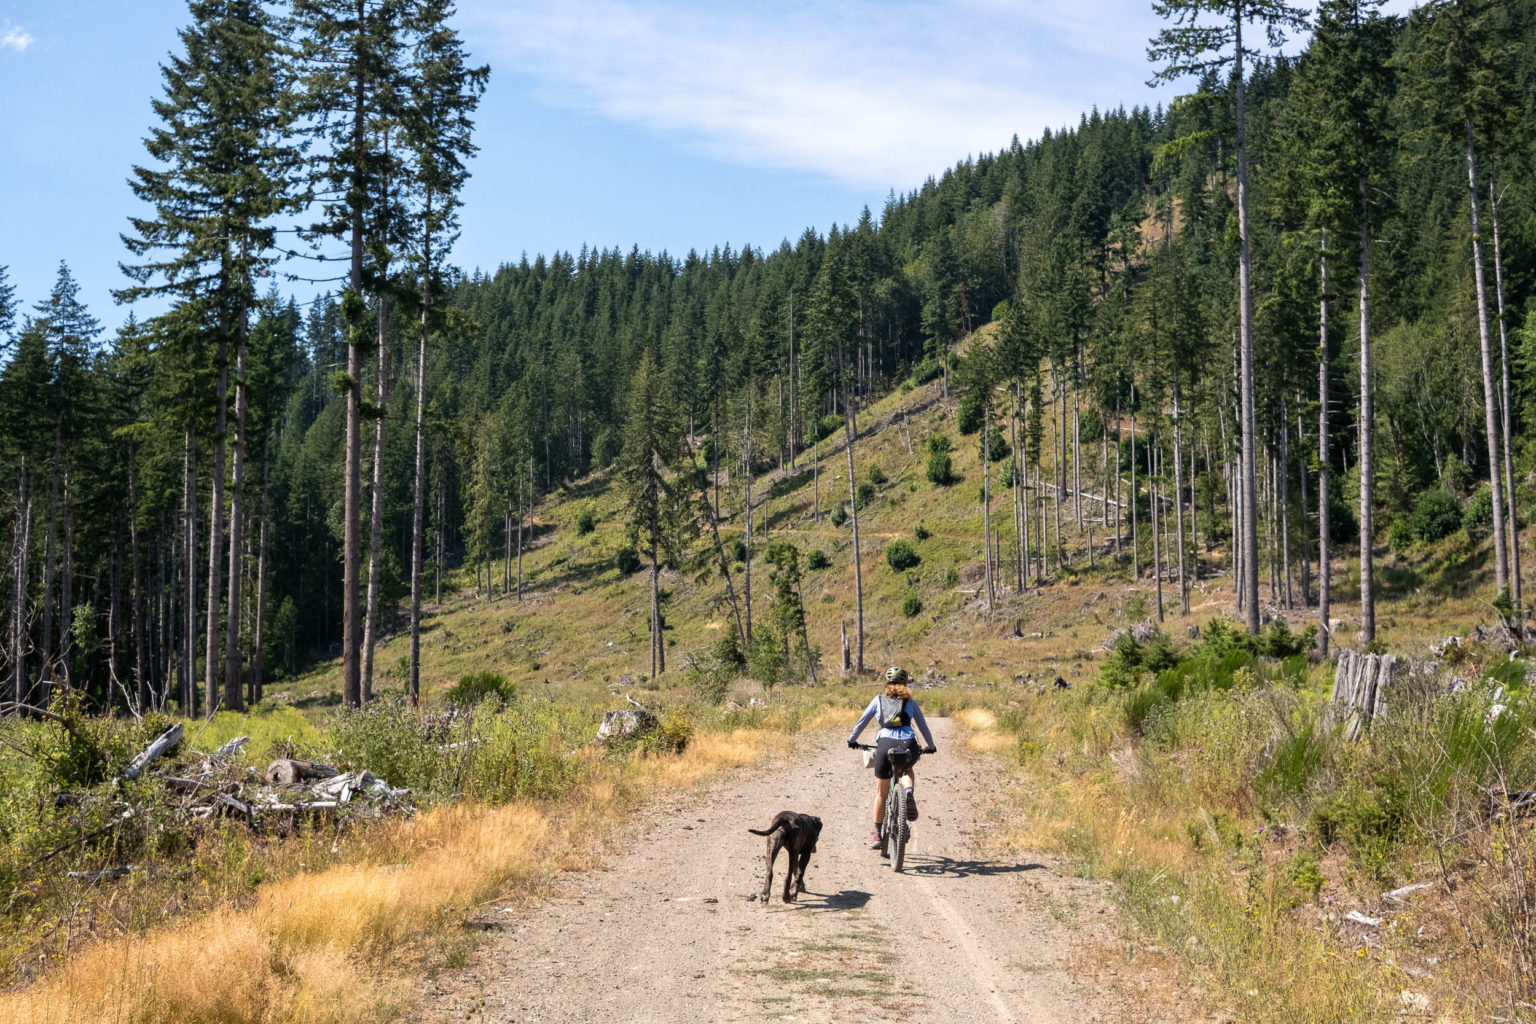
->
[847,738,859,749]
[923,745,937,754]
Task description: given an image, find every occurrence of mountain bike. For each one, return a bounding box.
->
[855,742,921,872]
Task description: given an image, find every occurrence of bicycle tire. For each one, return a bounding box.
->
[890,786,909,872]
[880,787,895,859]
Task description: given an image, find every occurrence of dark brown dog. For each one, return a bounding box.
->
[748,811,822,903]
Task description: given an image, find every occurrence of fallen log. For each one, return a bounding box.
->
[122,723,183,780]
[264,758,338,786]
[206,736,248,764]
[67,865,140,883]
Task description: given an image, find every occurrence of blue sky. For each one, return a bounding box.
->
[0,1,1401,329]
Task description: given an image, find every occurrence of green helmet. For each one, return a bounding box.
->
[885,666,909,685]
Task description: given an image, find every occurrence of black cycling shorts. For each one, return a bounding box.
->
[872,736,922,780]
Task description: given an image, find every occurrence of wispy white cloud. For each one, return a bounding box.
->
[460,1,1167,190]
[1,24,34,52]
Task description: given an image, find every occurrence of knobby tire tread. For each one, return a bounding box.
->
[891,786,909,872]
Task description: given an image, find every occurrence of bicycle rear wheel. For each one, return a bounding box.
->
[880,787,896,859]
[890,786,909,871]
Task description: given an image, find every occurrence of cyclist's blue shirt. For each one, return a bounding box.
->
[848,695,935,747]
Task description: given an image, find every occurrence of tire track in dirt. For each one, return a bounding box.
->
[427,717,1150,1023]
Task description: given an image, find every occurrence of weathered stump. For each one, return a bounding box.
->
[264,758,338,786]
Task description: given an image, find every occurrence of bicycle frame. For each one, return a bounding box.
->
[856,742,919,871]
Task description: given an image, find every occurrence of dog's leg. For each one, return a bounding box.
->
[794,849,809,895]
[782,848,795,903]
[762,837,780,901]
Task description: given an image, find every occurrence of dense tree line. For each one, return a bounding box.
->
[2,0,1534,716]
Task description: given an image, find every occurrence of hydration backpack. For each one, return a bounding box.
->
[876,695,911,729]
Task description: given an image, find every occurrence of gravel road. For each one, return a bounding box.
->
[428,716,1146,1023]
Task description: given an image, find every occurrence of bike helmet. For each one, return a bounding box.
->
[885,666,909,685]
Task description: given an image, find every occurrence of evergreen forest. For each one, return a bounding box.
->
[3,0,1536,721]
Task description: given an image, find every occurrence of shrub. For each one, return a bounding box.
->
[855,481,877,509]
[806,549,830,570]
[956,395,983,435]
[575,503,596,535]
[927,450,954,486]
[979,426,1009,462]
[643,710,695,755]
[926,433,952,455]
[816,414,844,441]
[914,523,930,541]
[729,537,748,563]
[746,626,787,687]
[685,634,744,704]
[1099,628,1180,692]
[1462,483,1494,538]
[1410,487,1461,542]
[866,464,887,486]
[1254,726,1326,802]
[329,692,456,795]
[1285,850,1327,903]
[942,566,959,588]
[829,504,848,527]
[445,671,516,708]
[616,546,642,574]
[902,592,923,617]
[910,357,942,386]
[886,540,921,571]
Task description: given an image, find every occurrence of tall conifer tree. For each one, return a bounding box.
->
[1150,0,1308,633]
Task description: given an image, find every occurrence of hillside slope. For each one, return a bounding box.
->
[296,337,1502,712]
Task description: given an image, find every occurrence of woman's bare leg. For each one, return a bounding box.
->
[874,777,890,825]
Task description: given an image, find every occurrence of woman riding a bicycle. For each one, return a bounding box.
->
[847,667,937,849]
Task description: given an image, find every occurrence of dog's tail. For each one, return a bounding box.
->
[747,821,790,837]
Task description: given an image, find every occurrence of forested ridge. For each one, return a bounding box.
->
[3,0,1536,718]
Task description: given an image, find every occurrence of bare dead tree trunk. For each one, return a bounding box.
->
[40,417,61,697]
[409,247,431,707]
[341,27,367,710]
[1491,177,1521,629]
[1011,383,1024,593]
[1359,178,1377,644]
[1152,434,1164,621]
[1234,14,1260,634]
[252,451,270,705]
[1173,384,1189,615]
[1464,124,1508,600]
[10,462,31,707]
[842,378,864,674]
[744,390,754,640]
[183,429,198,715]
[983,399,994,611]
[129,449,146,713]
[206,318,228,717]
[59,482,74,685]
[224,288,250,713]
[362,294,388,703]
[1130,393,1139,580]
[649,511,662,677]
[1319,232,1332,656]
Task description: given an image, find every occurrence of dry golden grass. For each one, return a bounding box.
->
[0,722,795,1024]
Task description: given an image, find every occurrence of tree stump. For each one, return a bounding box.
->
[264,758,338,786]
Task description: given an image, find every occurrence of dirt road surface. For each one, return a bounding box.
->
[428,717,1158,1023]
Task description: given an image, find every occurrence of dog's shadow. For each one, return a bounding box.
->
[900,856,1046,879]
[786,889,873,911]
